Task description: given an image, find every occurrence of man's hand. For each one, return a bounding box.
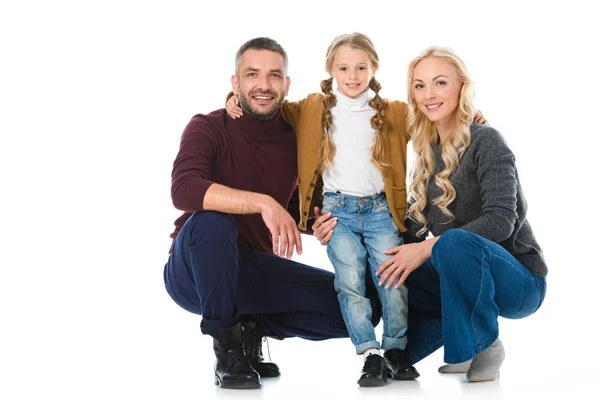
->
[312,206,336,245]
[203,184,301,258]
[260,197,303,258]
[226,95,243,119]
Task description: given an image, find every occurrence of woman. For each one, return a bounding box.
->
[314,46,547,382]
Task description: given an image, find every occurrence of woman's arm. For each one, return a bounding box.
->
[459,126,519,242]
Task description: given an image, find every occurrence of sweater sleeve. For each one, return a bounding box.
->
[286,187,315,235]
[459,127,519,242]
[281,98,305,129]
[170,116,220,212]
[387,100,411,141]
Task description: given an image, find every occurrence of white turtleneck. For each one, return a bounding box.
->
[322,89,385,197]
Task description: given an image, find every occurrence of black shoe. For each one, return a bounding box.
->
[384,348,420,380]
[213,322,261,389]
[357,354,389,387]
[241,318,281,377]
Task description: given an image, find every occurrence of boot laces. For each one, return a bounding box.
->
[223,345,249,366]
[263,336,271,361]
[251,333,272,361]
[363,354,382,372]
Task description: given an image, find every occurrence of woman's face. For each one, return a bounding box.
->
[412,56,462,127]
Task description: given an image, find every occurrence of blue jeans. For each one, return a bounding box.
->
[405,229,547,364]
[322,192,408,354]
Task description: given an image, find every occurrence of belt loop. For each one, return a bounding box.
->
[339,192,345,207]
[373,193,378,208]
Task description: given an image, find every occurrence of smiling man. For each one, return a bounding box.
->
[233,47,288,120]
[163,37,361,390]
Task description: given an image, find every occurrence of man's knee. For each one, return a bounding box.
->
[187,211,238,244]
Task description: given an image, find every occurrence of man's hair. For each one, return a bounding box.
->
[234,37,288,75]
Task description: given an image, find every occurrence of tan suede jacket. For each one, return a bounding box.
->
[282,93,411,232]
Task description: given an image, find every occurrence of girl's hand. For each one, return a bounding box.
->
[312,206,336,245]
[474,110,488,125]
[226,95,243,119]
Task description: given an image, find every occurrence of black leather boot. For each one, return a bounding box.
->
[241,318,281,377]
[213,322,261,389]
[384,348,420,380]
[357,354,389,387]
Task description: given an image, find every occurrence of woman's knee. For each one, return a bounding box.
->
[431,229,486,273]
[434,229,474,253]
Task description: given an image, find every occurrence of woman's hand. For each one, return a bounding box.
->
[226,95,243,119]
[312,206,337,245]
[474,110,488,125]
[376,239,437,288]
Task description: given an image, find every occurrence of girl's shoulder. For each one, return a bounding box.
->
[384,100,409,116]
[303,92,324,104]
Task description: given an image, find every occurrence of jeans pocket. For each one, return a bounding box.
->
[321,197,337,215]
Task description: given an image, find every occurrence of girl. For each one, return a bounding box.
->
[373,47,548,382]
[227,32,418,387]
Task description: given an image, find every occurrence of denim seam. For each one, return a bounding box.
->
[469,239,488,353]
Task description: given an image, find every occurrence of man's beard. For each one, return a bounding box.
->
[238,88,284,121]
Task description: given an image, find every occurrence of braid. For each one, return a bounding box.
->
[320,77,337,172]
[368,77,390,172]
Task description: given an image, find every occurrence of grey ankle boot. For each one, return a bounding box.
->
[438,359,472,374]
[466,338,505,382]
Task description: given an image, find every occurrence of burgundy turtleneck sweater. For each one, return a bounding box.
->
[170,109,298,254]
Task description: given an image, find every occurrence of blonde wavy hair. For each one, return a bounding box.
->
[320,33,389,172]
[406,47,476,236]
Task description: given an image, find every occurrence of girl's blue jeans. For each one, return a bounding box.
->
[322,192,408,355]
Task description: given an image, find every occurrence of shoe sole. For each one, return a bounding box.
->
[358,376,388,387]
[358,380,387,387]
[389,371,420,380]
[254,367,281,378]
[467,372,500,382]
[438,370,469,374]
[214,375,261,389]
[258,372,281,378]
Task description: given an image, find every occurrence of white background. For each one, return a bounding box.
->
[1,0,598,399]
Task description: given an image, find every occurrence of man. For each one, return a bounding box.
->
[163,37,381,390]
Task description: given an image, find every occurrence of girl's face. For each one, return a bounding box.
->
[412,57,462,129]
[329,46,375,98]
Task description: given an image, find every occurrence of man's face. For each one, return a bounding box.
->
[231,49,290,120]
